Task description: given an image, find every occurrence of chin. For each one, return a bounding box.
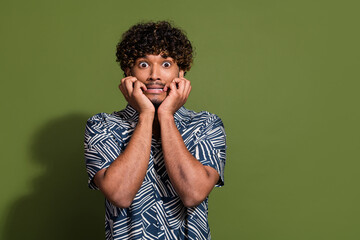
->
[151,99,163,109]
[146,94,166,109]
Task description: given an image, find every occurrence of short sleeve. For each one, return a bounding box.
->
[192,115,226,187]
[84,114,121,190]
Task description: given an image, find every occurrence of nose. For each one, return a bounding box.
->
[149,64,161,81]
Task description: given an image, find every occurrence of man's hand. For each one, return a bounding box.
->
[157,71,191,117]
[119,76,155,114]
[157,70,219,207]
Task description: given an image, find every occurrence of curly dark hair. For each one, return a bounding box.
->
[116,21,193,73]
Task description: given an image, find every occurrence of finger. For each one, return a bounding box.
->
[178,79,186,95]
[184,80,191,97]
[139,82,147,91]
[173,78,186,95]
[133,80,147,94]
[119,83,129,101]
[120,77,136,94]
[121,76,137,85]
[172,78,181,90]
[119,78,128,93]
[172,77,181,83]
[124,79,135,96]
[135,80,147,89]
[169,81,178,93]
[121,76,134,83]
[173,77,188,83]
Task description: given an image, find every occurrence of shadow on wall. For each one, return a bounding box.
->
[3,113,105,240]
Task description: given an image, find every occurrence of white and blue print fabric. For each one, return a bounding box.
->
[84,105,226,240]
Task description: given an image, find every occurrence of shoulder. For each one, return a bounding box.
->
[86,107,137,127]
[85,108,137,135]
[86,112,118,130]
[86,112,113,124]
[84,109,137,147]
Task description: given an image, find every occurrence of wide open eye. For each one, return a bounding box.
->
[139,61,149,68]
[162,61,171,68]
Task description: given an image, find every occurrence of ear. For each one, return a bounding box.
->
[179,70,185,78]
[125,68,131,77]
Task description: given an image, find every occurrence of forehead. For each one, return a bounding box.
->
[136,54,175,62]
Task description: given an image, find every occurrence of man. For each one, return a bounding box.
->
[84,21,226,240]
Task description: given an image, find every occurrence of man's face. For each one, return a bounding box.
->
[127,54,184,107]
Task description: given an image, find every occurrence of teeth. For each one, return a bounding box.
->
[147,88,163,91]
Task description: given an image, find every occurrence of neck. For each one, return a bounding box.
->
[152,113,161,139]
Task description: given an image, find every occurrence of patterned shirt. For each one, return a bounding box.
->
[84,105,226,240]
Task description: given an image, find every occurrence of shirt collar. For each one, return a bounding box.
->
[120,104,139,121]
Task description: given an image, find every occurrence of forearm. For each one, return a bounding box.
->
[95,113,153,208]
[159,114,218,207]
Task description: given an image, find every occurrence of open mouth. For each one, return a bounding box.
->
[145,88,164,94]
[145,84,166,94]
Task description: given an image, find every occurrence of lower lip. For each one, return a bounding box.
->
[145,89,164,94]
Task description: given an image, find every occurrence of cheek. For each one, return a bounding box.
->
[132,70,149,81]
[164,71,179,83]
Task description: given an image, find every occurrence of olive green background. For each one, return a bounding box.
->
[1,0,359,239]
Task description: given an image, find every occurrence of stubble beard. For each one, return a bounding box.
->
[151,99,163,110]
[147,93,167,110]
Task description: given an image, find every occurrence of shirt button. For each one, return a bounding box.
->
[160,226,165,231]
[159,200,163,204]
